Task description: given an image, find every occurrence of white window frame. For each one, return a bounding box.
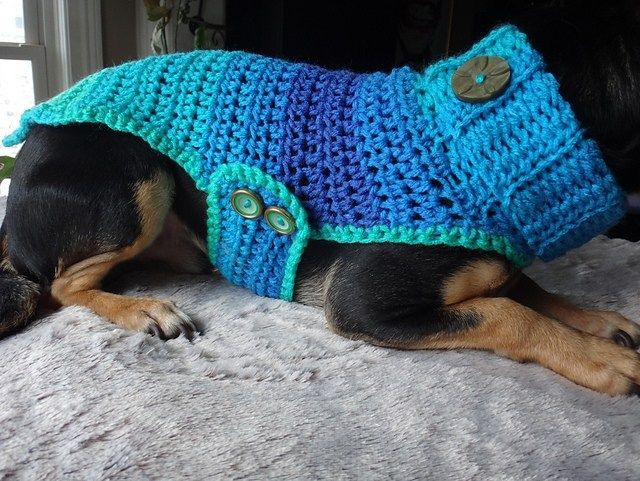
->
[39,0,103,97]
[0,0,103,194]
[0,0,47,102]
[0,0,103,102]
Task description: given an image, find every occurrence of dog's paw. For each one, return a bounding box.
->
[588,310,640,350]
[142,300,198,341]
[113,298,198,340]
[580,335,640,396]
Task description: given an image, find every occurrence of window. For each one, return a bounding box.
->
[0,0,46,158]
[0,0,103,160]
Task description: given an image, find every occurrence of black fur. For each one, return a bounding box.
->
[5,124,172,286]
[323,244,496,344]
[0,225,40,336]
[509,0,640,192]
[0,267,40,336]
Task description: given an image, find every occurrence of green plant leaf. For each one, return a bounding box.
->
[144,0,172,21]
[194,25,207,49]
[178,1,190,23]
[0,156,15,179]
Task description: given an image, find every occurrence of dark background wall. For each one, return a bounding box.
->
[226,0,444,72]
[101,0,137,66]
[225,0,554,72]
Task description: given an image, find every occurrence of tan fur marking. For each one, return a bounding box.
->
[0,235,14,272]
[508,275,640,341]
[441,259,511,305]
[50,173,184,333]
[137,212,210,274]
[133,172,175,247]
[54,258,65,279]
[294,259,342,308]
[396,297,640,395]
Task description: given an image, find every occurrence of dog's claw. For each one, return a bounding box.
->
[613,329,637,349]
[147,322,162,339]
[134,300,198,341]
[179,321,196,341]
[172,307,198,341]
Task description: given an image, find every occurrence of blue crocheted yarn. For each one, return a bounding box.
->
[3,25,627,300]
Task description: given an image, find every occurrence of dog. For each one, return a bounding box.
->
[1,0,639,396]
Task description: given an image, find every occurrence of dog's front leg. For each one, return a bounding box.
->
[321,246,640,395]
[334,294,640,395]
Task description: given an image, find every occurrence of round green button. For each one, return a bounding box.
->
[231,189,263,220]
[264,206,296,235]
[452,55,511,103]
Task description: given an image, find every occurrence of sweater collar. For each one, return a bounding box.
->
[415,25,627,260]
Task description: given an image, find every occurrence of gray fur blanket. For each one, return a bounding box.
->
[1,196,639,480]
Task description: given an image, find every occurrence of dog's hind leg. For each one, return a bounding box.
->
[49,172,197,339]
[3,124,200,339]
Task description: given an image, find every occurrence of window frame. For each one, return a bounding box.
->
[0,0,103,102]
[0,0,47,102]
[0,0,102,192]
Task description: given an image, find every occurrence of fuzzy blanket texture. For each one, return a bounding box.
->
[0,196,639,480]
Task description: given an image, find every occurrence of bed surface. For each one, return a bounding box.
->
[1,196,639,480]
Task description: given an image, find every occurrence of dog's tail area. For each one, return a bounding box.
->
[0,223,41,338]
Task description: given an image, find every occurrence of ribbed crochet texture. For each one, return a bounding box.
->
[3,25,627,300]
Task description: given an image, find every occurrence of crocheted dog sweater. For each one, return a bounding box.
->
[3,25,627,300]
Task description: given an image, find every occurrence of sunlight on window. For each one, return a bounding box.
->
[0,59,34,157]
[0,0,25,43]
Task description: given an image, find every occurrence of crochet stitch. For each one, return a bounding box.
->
[3,25,627,300]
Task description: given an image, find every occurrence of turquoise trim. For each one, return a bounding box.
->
[312,224,533,268]
[8,106,206,190]
[206,163,311,301]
